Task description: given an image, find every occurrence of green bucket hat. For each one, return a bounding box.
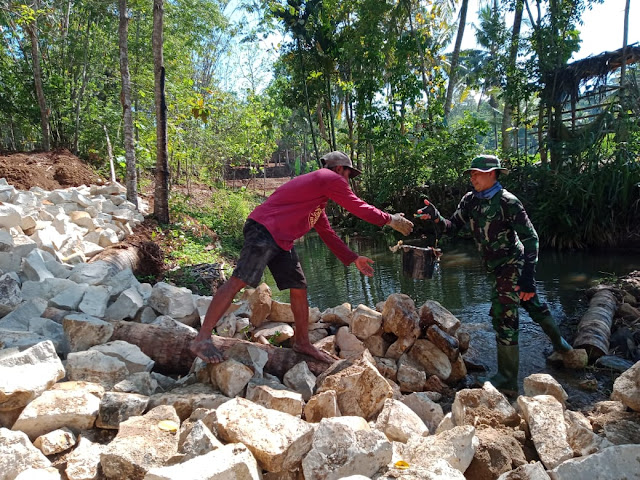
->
[464,155,509,174]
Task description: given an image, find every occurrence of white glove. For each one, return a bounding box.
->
[388,213,413,236]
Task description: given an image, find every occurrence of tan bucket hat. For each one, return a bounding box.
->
[320,151,362,178]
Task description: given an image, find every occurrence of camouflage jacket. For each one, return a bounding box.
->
[441,188,539,276]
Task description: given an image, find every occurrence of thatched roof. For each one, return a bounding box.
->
[547,43,640,101]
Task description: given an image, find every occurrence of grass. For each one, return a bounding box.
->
[150,186,261,292]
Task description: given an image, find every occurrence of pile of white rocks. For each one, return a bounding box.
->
[1,179,640,479]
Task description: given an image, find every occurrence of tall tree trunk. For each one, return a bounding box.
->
[444,0,469,119]
[501,0,524,153]
[297,37,320,164]
[407,4,430,103]
[153,0,170,224]
[74,20,92,155]
[325,70,336,150]
[620,0,630,85]
[25,6,50,151]
[118,0,138,207]
[103,125,116,183]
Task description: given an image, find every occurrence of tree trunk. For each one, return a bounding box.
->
[444,0,469,119]
[501,0,524,153]
[88,241,163,277]
[103,125,116,183]
[407,4,430,103]
[118,0,138,207]
[620,0,630,85]
[109,321,333,377]
[74,20,92,155]
[25,11,50,151]
[297,37,320,164]
[153,0,170,224]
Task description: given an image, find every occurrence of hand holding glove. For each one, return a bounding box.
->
[388,213,414,236]
[415,199,442,222]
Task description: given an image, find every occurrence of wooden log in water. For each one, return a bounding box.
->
[573,288,618,360]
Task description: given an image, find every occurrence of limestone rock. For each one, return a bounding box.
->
[302,417,392,480]
[12,384,101,440]
[523,373,568,406]
[419,300,461,335]
[382,293,420,342]
[517,395,573,470]
[401,392,444,434]
[549,444,640,480]
[33,428,77,455]
[610,360,640,411]
[0,340,65,411]
[0,428,51,479]
[214,397,314,473]
[316,350,393,420]
[304,390,340,423]
[100,405,180,480]
[452,383,520,428]
[96,392,150,429]
[397,425,477,473]
[375,398,429,442]
[145,443,262,480]
[350,304,383,340]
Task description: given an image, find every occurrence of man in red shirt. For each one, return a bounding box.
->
[190,151,414,364]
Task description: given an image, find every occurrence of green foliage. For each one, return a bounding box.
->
[504,147,640,250]
[363,111,489,213]
[170,188,260,257]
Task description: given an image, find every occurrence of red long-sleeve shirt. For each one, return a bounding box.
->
[248,168,391,265]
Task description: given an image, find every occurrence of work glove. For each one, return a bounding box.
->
[388,213,413,236]
[517,264,536,294]
[415,199,443,222]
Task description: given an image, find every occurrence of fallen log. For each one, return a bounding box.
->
[573,288,619,360]
[110,320,332,378]
[89,241,163,277]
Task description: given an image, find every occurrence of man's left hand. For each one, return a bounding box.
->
[354,256,374,277]
[514,285,535,301]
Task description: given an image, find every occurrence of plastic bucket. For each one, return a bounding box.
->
[402,245,440,279]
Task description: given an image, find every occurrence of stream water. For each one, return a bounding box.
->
[262,233,640,405]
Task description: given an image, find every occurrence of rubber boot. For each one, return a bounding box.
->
[479,344,520,396]
[536,315,572,353]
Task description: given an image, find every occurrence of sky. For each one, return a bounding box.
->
[223,0,638,94]
[460,0,638,61]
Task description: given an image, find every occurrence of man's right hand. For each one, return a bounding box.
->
[415,199,442,222]
[388,213,413,236]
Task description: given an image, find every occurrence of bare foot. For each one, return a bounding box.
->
[293,343,338,364]
[189,338,225,364]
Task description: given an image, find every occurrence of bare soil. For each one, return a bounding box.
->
[0,150,286,283]
[0,149,103,190]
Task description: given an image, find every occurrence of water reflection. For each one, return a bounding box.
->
[263,233,640,328]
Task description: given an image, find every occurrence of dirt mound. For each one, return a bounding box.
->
[0,149,102,190]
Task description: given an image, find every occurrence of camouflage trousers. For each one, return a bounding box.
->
[488,261,553,346]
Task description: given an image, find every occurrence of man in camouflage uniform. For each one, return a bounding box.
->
[416,155,572,394]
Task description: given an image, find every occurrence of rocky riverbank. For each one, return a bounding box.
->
[1,178,639,479]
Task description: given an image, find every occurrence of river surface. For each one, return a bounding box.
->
[262,233,640,405]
